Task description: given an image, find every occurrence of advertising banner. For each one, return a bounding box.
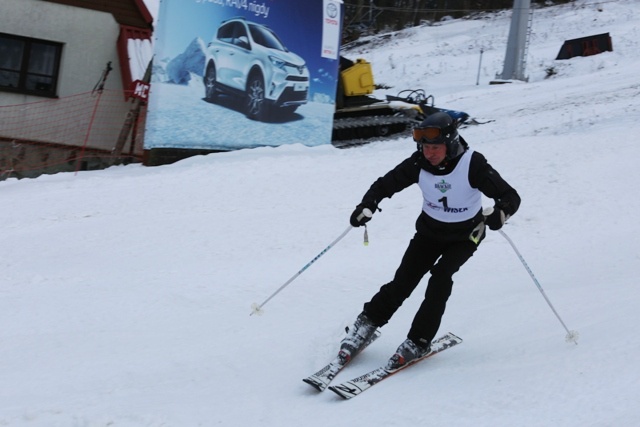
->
[144,0,343,152]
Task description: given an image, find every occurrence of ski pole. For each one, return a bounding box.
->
[498,229,579,345]
[251,209,372,316]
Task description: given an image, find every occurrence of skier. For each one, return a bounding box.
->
[342,112,521,370]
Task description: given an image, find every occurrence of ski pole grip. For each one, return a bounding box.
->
[356,208,373,222]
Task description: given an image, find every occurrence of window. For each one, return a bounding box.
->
[0,33,62,97]
[217,22,234,44]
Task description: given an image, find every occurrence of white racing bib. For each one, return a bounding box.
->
[418,150,482,223]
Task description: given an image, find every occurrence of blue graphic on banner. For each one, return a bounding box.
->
[145,0,342,151]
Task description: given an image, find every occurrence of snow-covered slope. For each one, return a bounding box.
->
[2,1,639,425]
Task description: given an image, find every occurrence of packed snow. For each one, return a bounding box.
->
[2,0,639,425]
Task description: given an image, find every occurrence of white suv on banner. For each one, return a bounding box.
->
[203,17,309,121]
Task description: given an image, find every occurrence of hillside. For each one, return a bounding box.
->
[1,1,639,425]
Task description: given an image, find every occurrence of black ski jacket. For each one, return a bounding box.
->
[358,140,521,242]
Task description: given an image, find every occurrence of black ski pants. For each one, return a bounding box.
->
[363,231,479,345]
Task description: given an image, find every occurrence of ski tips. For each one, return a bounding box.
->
[250,302,264,316]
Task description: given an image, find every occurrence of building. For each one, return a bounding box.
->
[0,0,153,179]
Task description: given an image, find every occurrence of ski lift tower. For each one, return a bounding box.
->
[492,0,533,83]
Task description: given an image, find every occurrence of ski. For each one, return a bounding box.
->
[303,329,381,392]
[328,332,462,399]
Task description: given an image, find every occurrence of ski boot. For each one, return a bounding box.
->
[386,338,431,370]
[338,312,378,363]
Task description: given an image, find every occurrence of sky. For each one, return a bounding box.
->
[144,0,160,20]
[2,0,639,425]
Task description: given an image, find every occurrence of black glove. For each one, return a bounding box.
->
[350,204,374,227]
[484,206,507,230]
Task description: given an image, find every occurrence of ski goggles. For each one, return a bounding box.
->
[413,127,442,143]
[413,123,455,144]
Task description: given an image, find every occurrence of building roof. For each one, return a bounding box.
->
[43,0,153,29]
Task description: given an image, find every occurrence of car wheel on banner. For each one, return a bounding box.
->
[246,72,266,121]
[204,63,218,103]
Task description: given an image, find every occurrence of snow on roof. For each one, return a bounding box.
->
[117,25,153,96]
[128,37,154,81]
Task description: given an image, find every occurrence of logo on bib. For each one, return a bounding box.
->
[435,179,451,194]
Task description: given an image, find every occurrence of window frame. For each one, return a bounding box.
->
[0,32,63,98]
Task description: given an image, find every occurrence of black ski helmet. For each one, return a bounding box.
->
[413,112,463,160]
